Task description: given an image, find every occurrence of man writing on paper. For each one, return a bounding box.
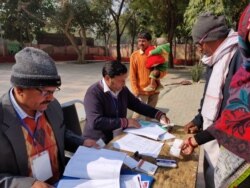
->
[0,47,98,188]
[83,61,170,144]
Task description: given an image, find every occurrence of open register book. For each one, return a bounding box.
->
[57,146,127,188]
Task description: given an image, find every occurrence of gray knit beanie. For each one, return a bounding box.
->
[11,47,61,87]
[192,12,229,44]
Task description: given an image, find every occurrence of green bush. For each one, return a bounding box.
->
[7,41,22,55]
[190,62,203,82]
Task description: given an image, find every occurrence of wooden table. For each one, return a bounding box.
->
[106,126,199,188]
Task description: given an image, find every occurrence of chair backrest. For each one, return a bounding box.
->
[61,100,84,136]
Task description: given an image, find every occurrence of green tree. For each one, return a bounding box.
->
[158,0,189,68]
[127,1,154,54]
[184,0,249,35]
[94,0,114,56]
[0,0,49,44]
[126,12,138,53]
[109,0,135,61]
[18,0,107,64]
[223,0,249,28]
[130,0,189,68]
[184,0,248,65]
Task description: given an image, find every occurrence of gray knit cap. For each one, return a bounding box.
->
[192,12,229,44]
[11,47,61,87]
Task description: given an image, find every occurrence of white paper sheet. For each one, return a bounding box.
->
[63,146,127,180]
[57,179,119,188]
[58,175,141,188]
[113,134,163,158]
[124,120,166,140]
[158,132,176,141]
[170,139,183,157]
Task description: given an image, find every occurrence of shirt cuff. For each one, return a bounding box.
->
[155,111,165,121]
[120,118,128,129]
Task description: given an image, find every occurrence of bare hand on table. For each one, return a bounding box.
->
[32,180,54,188]
[184,121,199,134]
[181,136,198,155]
[159,114,170,125]
[83,138,100,148]
[127,118,141,128]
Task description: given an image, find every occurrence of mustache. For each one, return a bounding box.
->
[41,101,51,105]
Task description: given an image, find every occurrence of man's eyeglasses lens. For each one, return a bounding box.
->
[36,87,60,97]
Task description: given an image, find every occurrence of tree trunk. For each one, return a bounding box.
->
[116,25,121,62]
[105,44,109,56]
[166,0,176,68]
[168,40,174,68]
[79,27,86,64]
[130,22,136,54]
[167,26,175,68]
[104,37,108,56]
[63,30,83,63]
[184,38,188,65]
[131,35,135,55]
[104,33,110,56]
[174,37,176,58]
[78,50,84,64]
[130,15,137,54]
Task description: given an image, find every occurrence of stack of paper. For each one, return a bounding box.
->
[58,146,127,188]
[124,120,175,141]
[158,132,176,141]
[113,134,163,158]
[124,120,165,140]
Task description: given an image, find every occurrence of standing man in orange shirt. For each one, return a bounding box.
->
[130,31,166,119]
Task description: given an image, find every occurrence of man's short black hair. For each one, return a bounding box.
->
[102,61,127,78]
[138,31,152,41]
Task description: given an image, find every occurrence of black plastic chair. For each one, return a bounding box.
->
[61,100,85,159]
[61,99,84,136]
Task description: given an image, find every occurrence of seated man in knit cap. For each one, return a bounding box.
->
[0,47,98,188]
[183,12,242,188]
[83,61,170,144]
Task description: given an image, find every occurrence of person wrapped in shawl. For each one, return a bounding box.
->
[182,4,250,188]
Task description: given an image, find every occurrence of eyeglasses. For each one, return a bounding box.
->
[198,33,209,46]
[35,87,60,97]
